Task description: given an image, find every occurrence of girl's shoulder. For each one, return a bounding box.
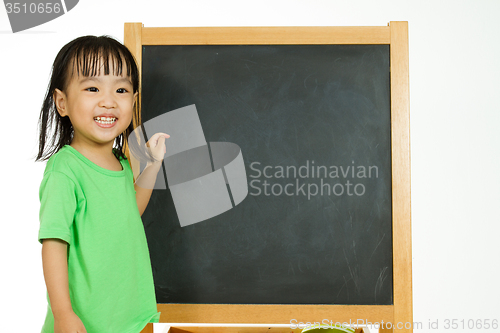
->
[40,146,82,192]
[44,145,80,174]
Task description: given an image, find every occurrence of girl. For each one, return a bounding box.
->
[36,35,168,333]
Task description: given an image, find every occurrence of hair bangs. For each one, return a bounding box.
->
[69,39,138,92]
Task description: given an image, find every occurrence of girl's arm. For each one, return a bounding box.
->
[133,133,169,216]
[42,239,87,333]
[135,161,162,216]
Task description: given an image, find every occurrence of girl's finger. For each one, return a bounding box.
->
[158,136,166,154]
[148,133,170,147]
[152,132,170,139]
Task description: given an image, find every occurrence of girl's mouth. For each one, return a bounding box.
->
[94,116,117,127]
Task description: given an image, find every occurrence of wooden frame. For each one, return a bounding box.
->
[125,22,411,333]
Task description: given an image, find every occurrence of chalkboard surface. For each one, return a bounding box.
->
[141,44,393,305]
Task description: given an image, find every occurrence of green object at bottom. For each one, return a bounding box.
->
[301,324,355,333]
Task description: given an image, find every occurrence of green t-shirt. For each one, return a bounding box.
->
[38,145,160,333]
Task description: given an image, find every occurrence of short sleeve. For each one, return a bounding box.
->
[38,171,78,244]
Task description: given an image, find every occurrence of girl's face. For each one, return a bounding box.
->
[54,59,137,151]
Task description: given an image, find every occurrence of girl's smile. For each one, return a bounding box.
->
[94,114,118,127]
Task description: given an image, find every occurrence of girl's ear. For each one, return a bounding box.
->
[133,91,138,106]
[54,88,68,117]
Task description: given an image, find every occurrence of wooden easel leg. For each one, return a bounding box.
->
[140,323,154,333]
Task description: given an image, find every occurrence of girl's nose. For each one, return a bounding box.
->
[98,92,117,108]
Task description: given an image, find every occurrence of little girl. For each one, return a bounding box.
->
[36,35,169,333]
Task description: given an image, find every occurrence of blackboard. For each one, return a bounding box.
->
[140,44,393,305]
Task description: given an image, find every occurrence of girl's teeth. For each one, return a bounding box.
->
[94,117,116,124]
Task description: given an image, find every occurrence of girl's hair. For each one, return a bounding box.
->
[35,35,140,161]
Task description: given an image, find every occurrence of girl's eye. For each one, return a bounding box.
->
[117,88,128,93]
[86,87,98,92]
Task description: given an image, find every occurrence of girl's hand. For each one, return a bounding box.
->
[146,132,170,164]
[54,311,87,333]
[135,132,171,214]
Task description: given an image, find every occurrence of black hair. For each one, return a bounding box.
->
[35,35,141,161]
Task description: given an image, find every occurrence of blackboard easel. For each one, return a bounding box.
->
[125,22,412,333]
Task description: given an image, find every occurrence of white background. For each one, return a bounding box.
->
[1,0,499,332]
